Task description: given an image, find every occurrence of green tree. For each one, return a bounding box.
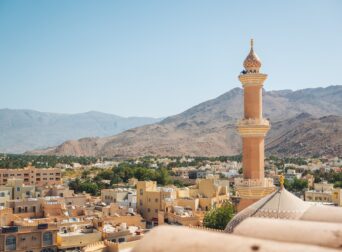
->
[292,178,308,191]
[284,178,308,192]
[155,168,172,185]
[81,170,90,179]
[203,202,234,230]
[79,181,98,195]
[334,181,342,188]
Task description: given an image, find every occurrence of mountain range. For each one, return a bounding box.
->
[0,109,160,153]
[27,85,342,157]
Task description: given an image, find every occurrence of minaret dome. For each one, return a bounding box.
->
[243,39,262,73]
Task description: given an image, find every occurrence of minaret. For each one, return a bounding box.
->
[238,39,269,180]
[234,39,275,211]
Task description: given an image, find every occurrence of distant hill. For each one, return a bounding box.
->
[267,113,342,157]
[28,85,342,157]
[0,109,161,153]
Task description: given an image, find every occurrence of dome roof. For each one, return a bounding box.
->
[225,188,311,233]
[243,39,262,70]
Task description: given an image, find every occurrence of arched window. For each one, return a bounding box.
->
[43,231,53,246]
[6,236,16,251]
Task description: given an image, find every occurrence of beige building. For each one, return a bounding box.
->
[0,187,12,207]
[102,223,143,244]
[0,179,36,203]
[101,188,136,209]
[0,217,58,252]
[332,188,342,206]
[102,205,146,229]
[57,225,102,251]
[136,179,229,226]
[39,185,74,198]
[0,166,61,186]
[136,181,175,224]
[0,207,16,226]
[305,182,342,206]
[6,198,43,218]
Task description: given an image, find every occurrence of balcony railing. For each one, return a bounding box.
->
[237,118,270,127]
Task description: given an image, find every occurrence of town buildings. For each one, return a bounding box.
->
[305,182,342,206]
[136,178,229,226]
[101,188,136,209]
[0,179,36,205]
[0,207,58,252]
[0,165,61,186]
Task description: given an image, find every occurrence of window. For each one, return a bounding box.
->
[43,231,53,246]
[155,198,158,203]
[154,209,158,213]
[147,208,151,212]
[118,238,125,243]
[0,192,5,197]
[140,189,143,195]
[16,187,20,192]
[6,236,16,251]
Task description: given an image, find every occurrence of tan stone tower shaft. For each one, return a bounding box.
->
[237,39,270,181]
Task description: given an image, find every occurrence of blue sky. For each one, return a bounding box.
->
[0,1,341,117]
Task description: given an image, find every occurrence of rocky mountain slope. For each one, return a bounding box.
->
[0,109,160,153]
[28,86,342,157]
[267,113,342,157]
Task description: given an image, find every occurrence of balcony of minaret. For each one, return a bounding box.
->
[236,118,270,137]
[238,72,267,87]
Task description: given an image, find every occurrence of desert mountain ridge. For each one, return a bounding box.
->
[0,109,161,153]
[27,85,342,157]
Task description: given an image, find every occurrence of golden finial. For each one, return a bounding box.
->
[279,174,285,189]
[250,38,254,50]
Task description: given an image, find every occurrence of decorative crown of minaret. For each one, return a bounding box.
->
[243,39,262,71]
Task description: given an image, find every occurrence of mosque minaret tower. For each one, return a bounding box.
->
[234,39,275,211]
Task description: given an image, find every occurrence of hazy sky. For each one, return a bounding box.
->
[0,1,341,117]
